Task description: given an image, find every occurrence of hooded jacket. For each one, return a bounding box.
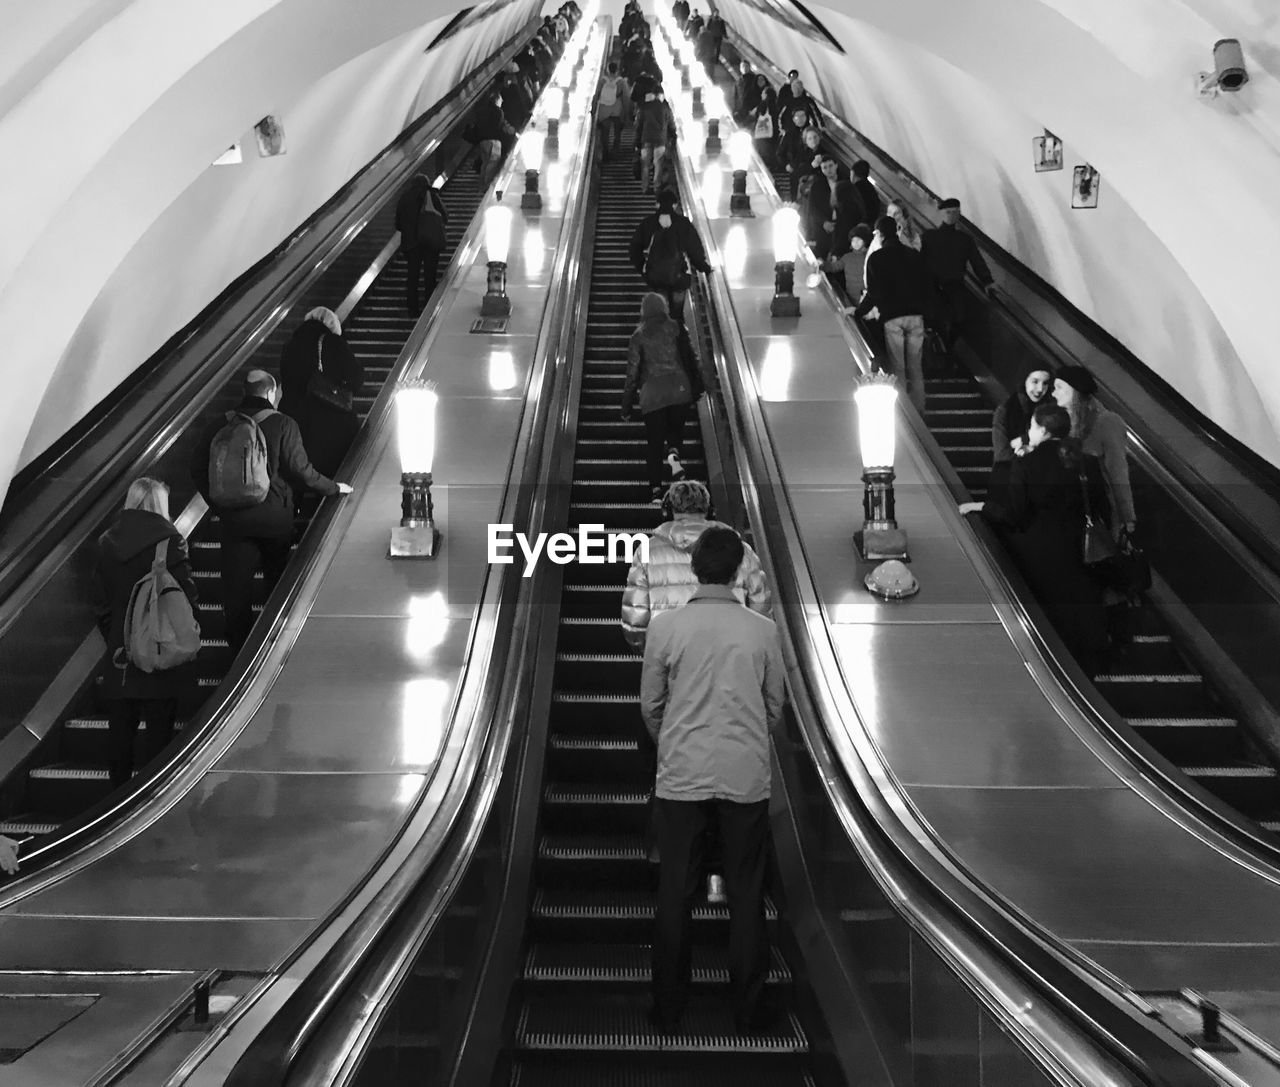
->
[95,509,199,700]
[628,210,711,283]
[623,304,696,416]
[621,516,771,648]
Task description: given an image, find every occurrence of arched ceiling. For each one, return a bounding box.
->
[1,0,1277,507]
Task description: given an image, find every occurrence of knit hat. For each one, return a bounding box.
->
[938,197,961,210]
[656,189,679,210]
[850,223,873,246]
[1055,365,1097,397]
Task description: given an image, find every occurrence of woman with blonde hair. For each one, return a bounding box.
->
[94,477,199,786]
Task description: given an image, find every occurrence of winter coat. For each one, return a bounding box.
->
[636,97,676,147]
[471,99,514,145]
[623,315,696,416]
[1076,401,1136,526]
[921,222,993,287]
[829,181,869,256]
[628,212,712,284]
[855,238,930,322]
[853,177,882,227]
[279,321,365,478]
[981,442,1108,661]
[95,509,199,701]
[991,390,1040,465]
[802,173,836,257]
[394,184,450,252]
[621,516,772,648]
[191,396,339,539]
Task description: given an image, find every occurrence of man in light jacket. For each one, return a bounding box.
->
[640,526,786,1035]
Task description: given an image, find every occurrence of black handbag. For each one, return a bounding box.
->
[1109,528,1152,597]
[308,335,354,413]
[1079,469,1117,567]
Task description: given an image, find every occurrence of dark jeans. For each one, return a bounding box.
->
[598,115,624,158]
[933,279,969,352]
[652,797,770,1027]
[406,247,442,313]
[221,532,293,652]
[642,404,688,488]
[108,698,177,786]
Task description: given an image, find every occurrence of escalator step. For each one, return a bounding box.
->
[514,993,808,1054]
[511,1063,815,1086]
[524,944,791,986]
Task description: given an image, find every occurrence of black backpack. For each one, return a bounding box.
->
[644,224,691,290]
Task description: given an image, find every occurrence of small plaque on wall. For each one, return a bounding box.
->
[1033,132,1062,172]
[1072,164,1100,209]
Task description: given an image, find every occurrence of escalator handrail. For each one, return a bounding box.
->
[0,122,495,888]
[0,67,535,900]
[0,17,537,627]
[181,40,605,1087]
[666,112,1223,1087]
[728,29,1280,593]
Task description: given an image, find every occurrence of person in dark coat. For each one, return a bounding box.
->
[629,190,713,319]
[826,179,869,257]
[471,91,516,191]
[920,196,995,355]
[850,160,882,231]
[95,477,199,786]
[987,366,1052,506]
[961,403,1109,669]
[279,307,365,478]
[775,69,800,122]
[635,86,677,194]
[802,156,844,259]
[695,25,719,80]
[854,215,931,411]
[623,292,699,502]
[779,122,821,202]
[395,174,451,315]
[190,370,350,653]
[776,76,822,136]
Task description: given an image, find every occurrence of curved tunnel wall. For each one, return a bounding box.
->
[715,0,1280,469]
[2,0,1280,511]
[0,0,538,508]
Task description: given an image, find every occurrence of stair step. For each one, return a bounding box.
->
[524,944,792,985]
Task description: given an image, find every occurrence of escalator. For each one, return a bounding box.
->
[494,128,818,1086]
[0,159,486,839]
[757,108,1280,838]
[918,368,1280,832]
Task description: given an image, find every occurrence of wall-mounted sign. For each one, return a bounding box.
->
[1072,164,1100,209]
[1033,130,1062,172]
[255,115,286,157]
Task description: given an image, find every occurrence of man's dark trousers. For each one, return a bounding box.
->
[221,531,293,652]
[652,796,770,1028]
[406,246,442,313]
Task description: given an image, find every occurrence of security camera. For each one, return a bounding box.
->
[1198,38,1248,97]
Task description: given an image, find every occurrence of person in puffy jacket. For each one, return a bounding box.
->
[621,480,771,649]
[95,477,199,786]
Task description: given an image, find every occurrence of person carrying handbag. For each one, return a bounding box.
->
[623,293,701,503]
[278,307,364,478]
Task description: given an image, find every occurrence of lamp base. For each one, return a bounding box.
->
[769,294,801,318]
[855,526,909,562]
[521,192,543,211]
[729,193,754,218]
[390,522,441,559]
[481,293,512,317]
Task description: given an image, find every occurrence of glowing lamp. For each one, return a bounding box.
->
[482,202,513,316]
[728,132,753,216]
[853,374,909,561]
[520,129,545,211]
[770,207,801,317]
[390,380,441,559]
[701,162,722,210]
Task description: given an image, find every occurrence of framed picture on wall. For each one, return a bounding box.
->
[255,116,286,157]
[1072,164,1100,208]
[1033,132,1062,171]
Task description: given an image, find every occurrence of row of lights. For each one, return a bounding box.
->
[654,12,910,578]
[392,10,603,558]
